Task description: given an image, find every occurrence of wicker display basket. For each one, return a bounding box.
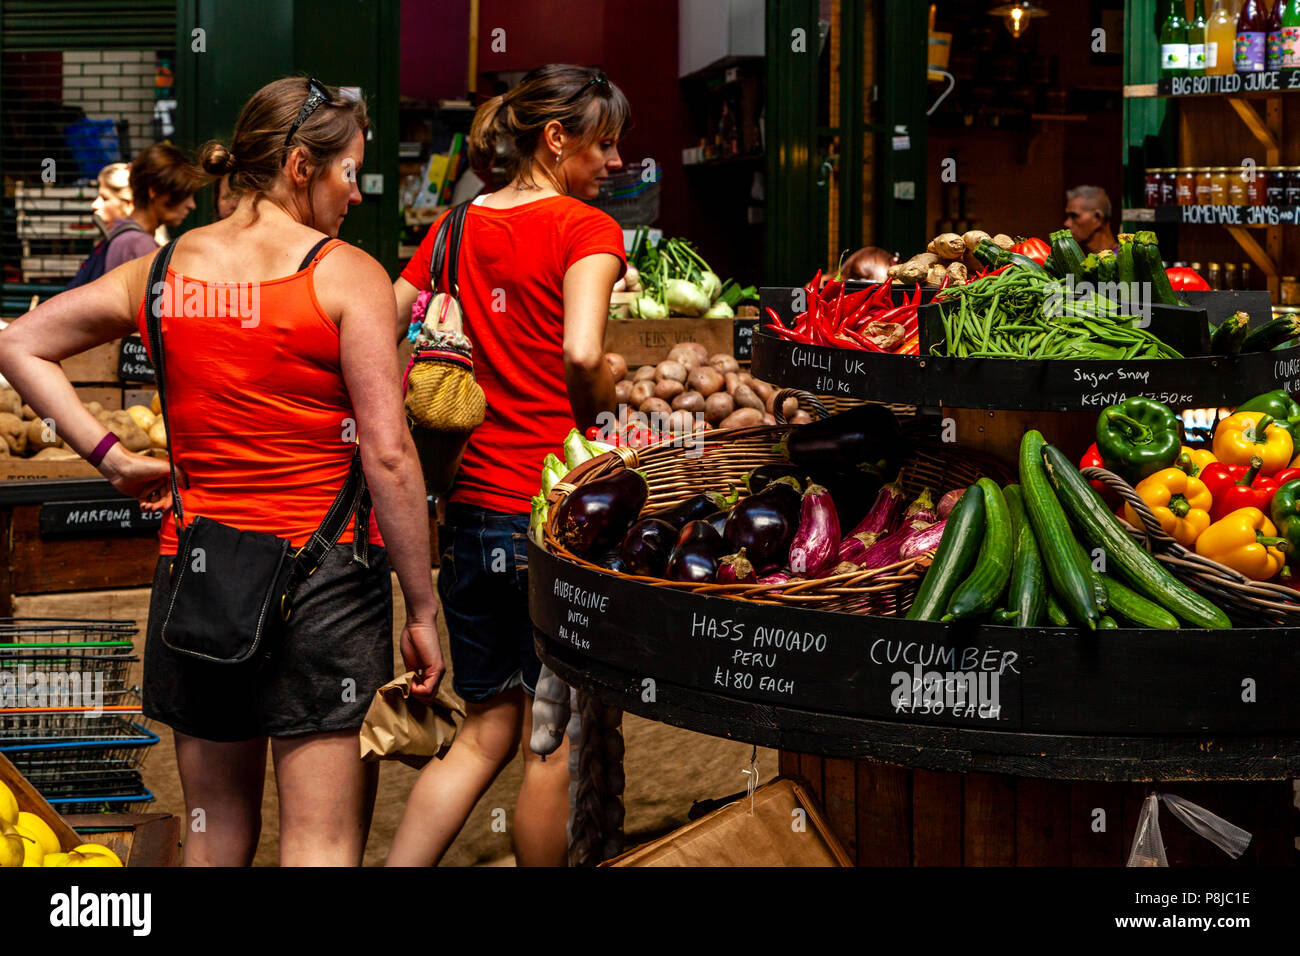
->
[542,424,1012,615]
[1083,465,1300,626]
[772,388,932,439]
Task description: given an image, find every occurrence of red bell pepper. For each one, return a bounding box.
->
[1010,237,1051,265]
[1201,456,1280,520]
[1165,266,1210,291]
[1078,442,1119,502]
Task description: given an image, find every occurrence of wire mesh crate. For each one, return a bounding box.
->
[0,618,138,707]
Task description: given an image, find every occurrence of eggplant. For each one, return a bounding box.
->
[837,531,884,565]
[843,479,907,539]
[899,519,946,559]
[650,488,739,529]
[809,466,885,532]
[717,549,757,584]
[594,548,628,573]
[779,403,902,473]
[743,464,803,495]
[724,478,801,570]
[836,518,938,573]
[788,483,841,577]
[555,469,648,557]
[619,518,678,577]
[703,510,730,537]
[937,488,965,520]
[757,571,792,586]
[904,488,937,525]
[666,520,728,582]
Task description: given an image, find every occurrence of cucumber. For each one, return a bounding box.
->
[1101,574,1181,630]
[1209,311,1249,355]
[1241,314,1300,353]
[1041,443,1233,629]
[1132,231,1180,306]
[1049,229,1086,281]
[1098,615,1117,629]
[1045,592,1070,627]
[1019,430,1099,630]
[943,478,1013,622]
[1002,484,1046,627]
[1069,534,1110,613]
[907,483,985,621]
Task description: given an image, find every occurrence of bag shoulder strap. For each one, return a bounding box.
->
[427,200,471,295]
[144,238,367,574]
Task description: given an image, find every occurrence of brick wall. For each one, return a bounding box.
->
[61,49,159,157]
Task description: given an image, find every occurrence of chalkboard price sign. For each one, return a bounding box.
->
[40,498,163,537]
[117,335,155,384]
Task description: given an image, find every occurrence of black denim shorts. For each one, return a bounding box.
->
[142,545,393,742]
[437,503,538,703]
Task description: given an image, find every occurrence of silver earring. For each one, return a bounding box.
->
[555,151,561,165]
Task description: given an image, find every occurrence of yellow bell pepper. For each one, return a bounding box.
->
[1124,467,1213,546]
[1213,411,1294,476]
[1177,444,1217,476]
[1195,507,1289,580]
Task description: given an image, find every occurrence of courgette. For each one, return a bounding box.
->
[1209,311,1250,355]
[1241,314,1300,353]
[1097,250,1118,283]
[943,478,1013,622]
[1098,615,1117,629]
[1041,443,1233,629]
[1132,231,1180,306]
[907,483,985,622]
[1049,229,1086,281]
[1079,253,1101,283]
[1101,573,1181,629]
[1002,483,1045,627]
[972,239,1049,276]
[1019,430,1099,630]
[1045,592,1070,627]
[1043,252,1062,279]
[1117,235,1136,286]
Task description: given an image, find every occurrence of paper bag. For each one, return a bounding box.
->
[359,671,465,769]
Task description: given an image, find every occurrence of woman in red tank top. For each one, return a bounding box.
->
[388,65,628,866]
[0,78,442,867]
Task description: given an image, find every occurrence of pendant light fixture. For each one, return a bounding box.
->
[989,2,1049,38]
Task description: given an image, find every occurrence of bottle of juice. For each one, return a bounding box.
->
[1237,0,1268,71]
[1163,0,1190,77]
[1282,0,1300,67]
[1209,0,1237,72]
[1268,0,1285,69]
[1190,0,1209,73]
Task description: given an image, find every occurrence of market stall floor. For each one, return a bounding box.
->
[14,574,777,866]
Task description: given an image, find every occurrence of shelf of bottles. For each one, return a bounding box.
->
[1151,0,1300,89]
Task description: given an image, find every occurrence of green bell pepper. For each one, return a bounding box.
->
[1237,389,1300,436]
[1271,479,1300,566]
[1096,397,1182,483]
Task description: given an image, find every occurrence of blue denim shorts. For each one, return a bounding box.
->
[437,503,538,702]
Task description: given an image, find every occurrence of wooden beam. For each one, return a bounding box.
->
[1226,225,1279,278]
[1226,97,1280,156]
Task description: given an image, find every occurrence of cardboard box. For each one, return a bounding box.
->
[604,317,735,367]
[603,777,853,867]
[61,340,121,383]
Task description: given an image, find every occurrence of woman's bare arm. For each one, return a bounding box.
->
[393,276,421,345]
[562,252,621,429]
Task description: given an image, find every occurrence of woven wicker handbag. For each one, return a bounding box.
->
[405,201,486,494]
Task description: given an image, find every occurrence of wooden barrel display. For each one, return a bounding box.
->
[531,321,1300,865]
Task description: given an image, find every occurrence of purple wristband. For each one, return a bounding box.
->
[87,432,120,467]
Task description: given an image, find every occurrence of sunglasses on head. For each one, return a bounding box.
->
[564,72,610,105]
[284,77,332,156]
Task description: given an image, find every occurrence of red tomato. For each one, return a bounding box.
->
[1010,237,1051,265]
[1165,266,1210,291]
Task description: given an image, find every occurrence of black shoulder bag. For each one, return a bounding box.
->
[146,237,370,665]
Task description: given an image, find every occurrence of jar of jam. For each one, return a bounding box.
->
[1177,167,1197,205]
[1267,167,1287,205]
[1287,167,1300,206]
[1210,167,1229,205]
[1228,167,1250,205]
[1282,277,1300,306]
[1247,167,1268,205]
[1145,168,1162,208]
[1223,262,1238,291]
[1207,262,1222,289]
[1241,262,1254,289]
[1195,167,1214,205]
[1160,169,1177,206]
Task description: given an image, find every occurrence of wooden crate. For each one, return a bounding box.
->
[604,317,735,367]
[0,752,83,851]
[0,459,100,482]
[61,341,121,384]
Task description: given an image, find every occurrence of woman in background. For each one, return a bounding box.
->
[387,65,629,867]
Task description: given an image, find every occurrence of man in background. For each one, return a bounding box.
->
[1064,185,1116,255]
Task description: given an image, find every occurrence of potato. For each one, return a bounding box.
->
[126,404,156,431]
[737,371,754,386]
[654,378,685,401]
[604,352,628,382]
[633,365,657,382]
[790,410,813,425]
[614,380,635,404]
[762,413,777,426]
[33,447,79,461]
[672,390,705,413]
[732,383,764,412]
[724,371,741,395]
[83,401,104,418]
[0,388,21,417]
[749,378,774,403]
[630,380,655,407]
[148,418,167,449]
[655,360,688,383]
[704,391,735,425]
[104,411,150,452]
[151,391,162,415]
[666,410,699,435]
[671,342,709,365]
[619,407,649,431]
[0,441,8,458]
[962,230,991,252]
[779,395,800,419]
[719,407,764,429]
[992,234,1015,250]
[20,403,36,421]
[709,354,740,375]
[666,345,699,369]
[26,418,63,450]
[0,412,28,455]
[687,366,724,397]
[639,397,672,418]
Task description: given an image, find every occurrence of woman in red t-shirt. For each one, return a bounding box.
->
[388,65,628,866]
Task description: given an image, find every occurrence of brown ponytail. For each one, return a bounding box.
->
[468,64,630,187]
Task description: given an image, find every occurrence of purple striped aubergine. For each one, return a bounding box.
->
[787,483,841,577]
